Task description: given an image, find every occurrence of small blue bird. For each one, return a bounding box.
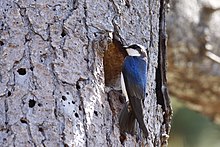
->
[119,44,148,138]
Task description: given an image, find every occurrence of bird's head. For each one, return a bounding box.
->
[123,44,147,57]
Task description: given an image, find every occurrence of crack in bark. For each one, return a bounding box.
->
[4,99,8,127]
[105,90,115,147]
[157,0,172,146]
[60,22,68,58]
[76,79,88,147]
[26,39,38,91]
[15,2,47,41]
[65,0,78,21]
[16,2,43,91]
[19,93,37,147]
[148,0,153,47]
[26,122,37,147]
[12,133,16,147]
[47,24,58,60]
[112,18,126,45]
[59,0,77,58]
[3,72,15,145]
[109,0,120,14]
[58,0,80,58]
[48,28,66,146]
[50,69,66,146]
[83,0,94,73]
[38,123,46,147]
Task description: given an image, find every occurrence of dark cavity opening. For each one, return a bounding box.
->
[103,38,126,87]
[29,99,36,108]
[17,68,26,75]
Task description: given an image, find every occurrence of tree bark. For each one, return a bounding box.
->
[0,0,172,146]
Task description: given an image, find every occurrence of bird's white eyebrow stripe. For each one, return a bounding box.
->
[126,48,141,56]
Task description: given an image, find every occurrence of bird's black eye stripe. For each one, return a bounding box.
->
[129,44,140,49]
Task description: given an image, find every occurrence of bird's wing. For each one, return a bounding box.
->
[122,56,148,137]
[122,57,147,100]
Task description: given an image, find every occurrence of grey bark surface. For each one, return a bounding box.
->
[0,0,171,146]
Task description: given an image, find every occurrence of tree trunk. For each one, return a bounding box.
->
[0,0,172,146]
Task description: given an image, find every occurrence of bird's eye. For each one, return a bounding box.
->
[129,44,139,49]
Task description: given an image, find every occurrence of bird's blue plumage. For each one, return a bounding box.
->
[122,56,147,99]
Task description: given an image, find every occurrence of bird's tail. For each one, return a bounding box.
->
[119,102,136,135]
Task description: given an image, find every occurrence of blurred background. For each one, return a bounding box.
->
[169,98,220,147]
[167,0,220,146]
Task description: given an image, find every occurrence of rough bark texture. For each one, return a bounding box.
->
[0,0,171,146]
[167,0,220,123]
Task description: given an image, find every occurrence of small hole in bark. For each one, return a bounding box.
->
[30,67,33,71]
[75,113,79,118]
[66,92,69,95]
[14,61,19,64]
[20,117,28,124]
[29,99,36,108]
[17,68,26,75]
[7,91,11,96]
[84,58,89,63]
[38,103,43,107]
[76,83,80,90]
[64,143,69,147]
[72,101,75,104]
[68,102,70,104]
[0,40,4,46]
[62,96,67,101]
[38,127,43,132]
[61,28,67,37]
[54,108,57,117]
[94,111,98,117]
[25,33,31,41]
[79,106,82,111]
